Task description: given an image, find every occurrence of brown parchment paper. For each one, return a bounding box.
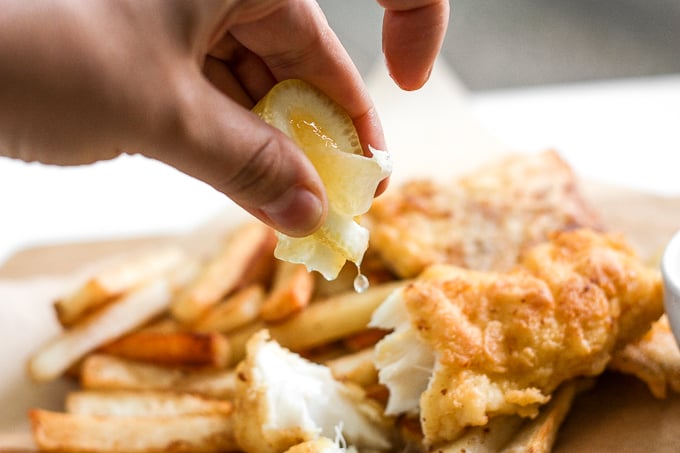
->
[2,60,679,451]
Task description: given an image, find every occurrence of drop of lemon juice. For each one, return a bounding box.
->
[353,266,369,293]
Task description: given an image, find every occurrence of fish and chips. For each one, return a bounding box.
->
[18,77,677,452]
[21,150,677,452]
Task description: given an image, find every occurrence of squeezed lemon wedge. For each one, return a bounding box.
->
[253,79,392,280]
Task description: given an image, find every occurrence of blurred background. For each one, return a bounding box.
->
[2,0,679,263]
[318,0,680,90]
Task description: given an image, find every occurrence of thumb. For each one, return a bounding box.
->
[147,77,327,237]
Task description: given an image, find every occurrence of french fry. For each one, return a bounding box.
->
[166,257,203,292]
[30,409,237,453]
[139,316,183,333]
[97,331,231,368]
[237,226,277,288]
[66,390,231,417]
[29,279,173,382]
[500,379,594,453]
[299,342,350,363]
[224,281,405,365]
[342,328,389,351]
[171,222,275,324]
[193,285,265,334]
[267,281,406,352]
[80,354,237,399]
[435,415,526,453]
[259,261,315,322]
[325,348,378,387]
[54,246,185,327]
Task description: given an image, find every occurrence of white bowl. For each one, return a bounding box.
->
[661,229,680,347]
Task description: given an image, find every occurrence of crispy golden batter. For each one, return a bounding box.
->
[372,229,663,446]
[365,151,601,278]
[609,315,680,398]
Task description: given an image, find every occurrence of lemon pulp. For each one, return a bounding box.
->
[252,79,392,280]
[289,111,341,153]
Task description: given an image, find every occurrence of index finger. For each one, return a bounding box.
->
[378,0,450,90]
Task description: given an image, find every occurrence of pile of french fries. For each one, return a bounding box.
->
[27,221,589,453]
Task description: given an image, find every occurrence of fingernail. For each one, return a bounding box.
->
[260,185,324,237]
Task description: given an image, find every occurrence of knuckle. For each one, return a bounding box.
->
[261,33,323,73]
[225,133,287,202]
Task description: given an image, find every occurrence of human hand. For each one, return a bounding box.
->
[0,0,448,237]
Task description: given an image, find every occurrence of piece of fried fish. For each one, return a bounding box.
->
[365,151,601,278]
[370,229,663,447]
[609,315,680,398]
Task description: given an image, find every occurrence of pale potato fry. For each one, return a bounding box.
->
[434,415,525,453]
[237,226,277,287]
[167,257,203,292]
[193,285,265,334]
[259,261,315,322]
[29,279,173,382]
[325,348,378,387]
[139,316,183,333]
[267,281,406,352]
[500,379,594,453]
[225,281,405,365]
[30,409,237,453]
[171,222,275,323]
[342,328,388,351]
[299,342,352,364]
[97,331,231,368]
[55,246,185,327]
[80,354,237,399]
[66,390,231,417]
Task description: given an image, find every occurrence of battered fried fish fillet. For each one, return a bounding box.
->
[370,229,663,446]
[233,330,392,453]
[609,315,680,398]
[365,151,601,278]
